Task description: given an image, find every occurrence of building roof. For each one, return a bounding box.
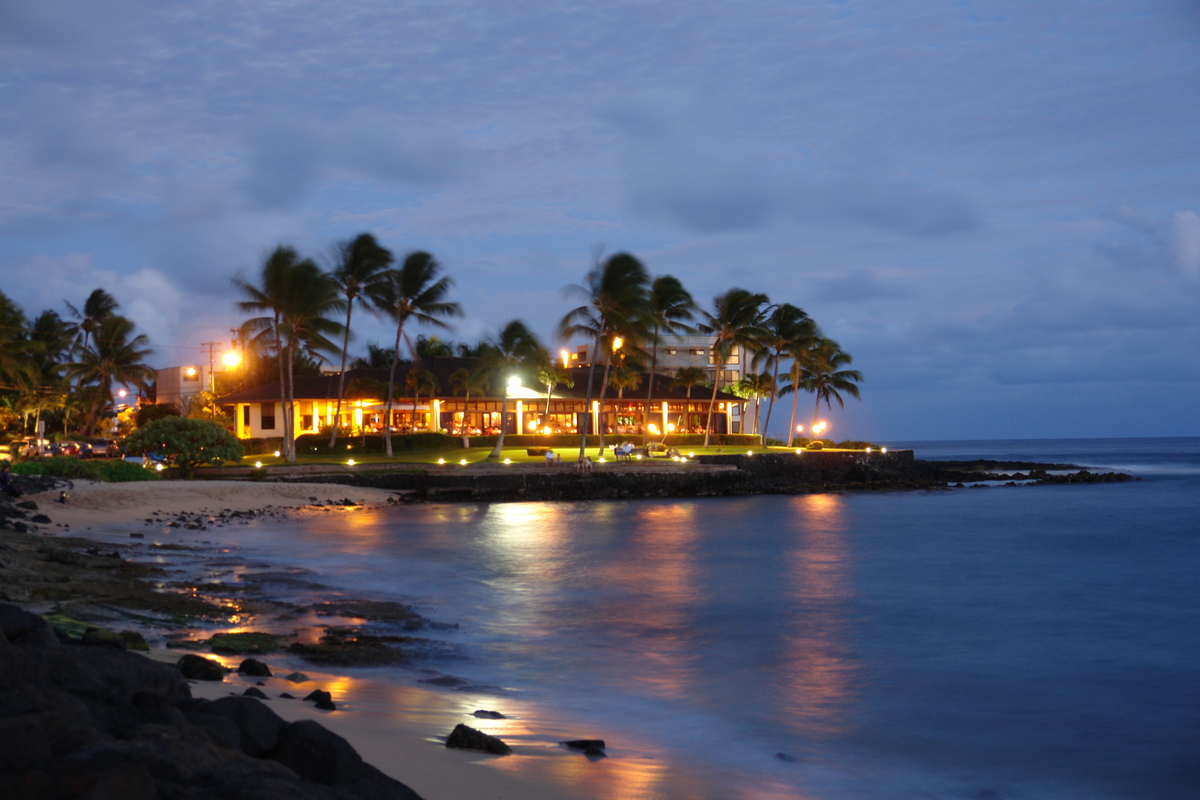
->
[216,358,744,405]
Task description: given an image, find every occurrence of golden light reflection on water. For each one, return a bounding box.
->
[779,494,858,736]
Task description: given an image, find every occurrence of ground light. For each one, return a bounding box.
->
[460,459,467,465]
[273,450,280,457]
[598,457,606,463]
[155,464,163,472]
[747,450,753,456]
[795,449,803,455]
[437,458,445,465]
[866,447,872,454]
[881,447,887,454]
[347,459,355,466]
[503,458,511,464]
[254,461,261,468]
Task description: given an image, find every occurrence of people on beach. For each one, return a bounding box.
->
[545,449,555,467]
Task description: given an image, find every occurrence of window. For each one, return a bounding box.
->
[241,406,250,429]
[690,348,706,356]
[260,403,276,431]
[666,347,677,355]
[724,351,739,365]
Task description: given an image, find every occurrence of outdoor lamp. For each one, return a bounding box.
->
[221,350,241,368]
[507,375,521,389]
[560,349,569,368]
[347,459,355,466]
[184,367,197,377]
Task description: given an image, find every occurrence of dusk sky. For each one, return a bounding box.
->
[2,1,1198,441]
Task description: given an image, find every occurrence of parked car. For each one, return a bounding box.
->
[17,436,50,458]
[86,438,120,458]
[49,441,83,457]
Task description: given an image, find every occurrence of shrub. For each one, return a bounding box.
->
[135,403,182,428]
[11,456,99,480]
[92,459,161,482]
[124,417,243,479]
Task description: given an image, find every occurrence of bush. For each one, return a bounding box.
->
[240,437,285,456]
[8,455,162,483]
[124,417,243,479]
[135,403,182,428]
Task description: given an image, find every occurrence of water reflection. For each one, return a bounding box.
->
[779,494,858,736]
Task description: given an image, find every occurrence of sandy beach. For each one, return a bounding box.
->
[12,478,589,800]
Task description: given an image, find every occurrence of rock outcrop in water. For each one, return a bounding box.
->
[0,603,425,799]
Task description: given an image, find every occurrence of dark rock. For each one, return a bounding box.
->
[129,532,144,538]
[208,631,284,654]
[269,718,425,799]
[176,653,227,681]
[562,739,606,757]
[81,627,126,649]
[243,687,269,699]
[30,513,51,524]
[283,671,309,683]
[237,657,273,677]
[303,689,336,710]
[119,630,150,652]
[203,695,286,757]
[0,603,61,647]
[472,709,506,719]
[16,500,37,510]
[445,723,511,755]
[279,692,296,699]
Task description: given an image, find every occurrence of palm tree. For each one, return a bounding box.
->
[697,289,769,448]
[751,304,814,446]
[234,246,343,461]
[672,366,707,399]
[609,363,642,399]
[802,338,863,435]
[64,316,155,435]
[557,253,651,457]
[327,232,394,449]
[66,288,119,353]
[536,358,574,422]
[641,275,696,445]
[404,369,439,431]
[735,372,777,436]
[778,334,819,448]
[0,292,37,388]
[449,366,490,447]
[378,252,461,457]
[483,321,542,458]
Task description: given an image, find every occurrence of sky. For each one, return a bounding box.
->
[2,0,1198,441]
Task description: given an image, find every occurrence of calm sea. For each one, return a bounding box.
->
[158,438,1200,800]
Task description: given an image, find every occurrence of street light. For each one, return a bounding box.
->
[221,350,241,368]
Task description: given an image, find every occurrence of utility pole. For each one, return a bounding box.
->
[200,342,219,393]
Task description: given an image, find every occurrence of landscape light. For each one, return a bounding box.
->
[542,426,552,435]
[527,420,538,431]
[155,464,163,472]
[636,454,642,460]
[795,449,803,455]
[866,447,872,454]
[254,461,262,468]
[667,423,675,432]
[347,459,355,466]
[503,458,511,465]
[680,457,687,463]
[881,447,887,454]
[118,389,128,398]
[460,459,467,465]
[437,458,445,465]
[560,349,570,368]
[611,336,623,352]
[747,450,752,456]
[648,423,659,435]
[796,424,803,432]
[688,452,694,457]
[672,456,679,461]
[273,450,280,457]
[598,457,606,463]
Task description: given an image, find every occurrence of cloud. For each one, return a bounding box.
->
[606,93,980,237]
[1169,210,1200,276]
[809,270,908,303]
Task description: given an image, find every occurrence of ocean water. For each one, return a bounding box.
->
[157,438,1200,799]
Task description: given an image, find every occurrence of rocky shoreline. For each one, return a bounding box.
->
[261,451,1137,502]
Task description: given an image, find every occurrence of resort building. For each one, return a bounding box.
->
[214,357,746,442]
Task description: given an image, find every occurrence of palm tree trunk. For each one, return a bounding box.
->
[703,378,720,449]
[328,304,354,448]
[786,367,801,448]
[813,391,822,436]
[461,390,471,448]
[642,329,659,447]
[487,391,509,459]
[596,356,612,456]
[285,341,297,463]
[577,356,597,459]
[384,322,405,458]
[761,354,782,447]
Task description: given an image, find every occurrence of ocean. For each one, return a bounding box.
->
[146,438,1200,799]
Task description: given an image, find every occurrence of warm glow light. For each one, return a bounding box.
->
[347,459,355,466]
[680,457,687,463]
[273,450,280,457]
[254,461,262,468]
[527,420,538,431]
[507,375,521,389]
[648,423,659,435]
[667,423,675,432]
[688,451,694,457]
[155,463,163,471]
[503,458,511,464]
[866,447,872,454]
[747,450,753,456]
[560,349,569,368]
[184,367,197,377]
[636,454,642,460]
[611,336,623,351]
[221,350,241,368]
[796,449,803,455]
[459,458,467,465]
[542,426,552,435]
[881,447,887,454]
[672,456,679,461]
[796,424,804,432]
[598,457,606,463]
[437,458,445,465]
